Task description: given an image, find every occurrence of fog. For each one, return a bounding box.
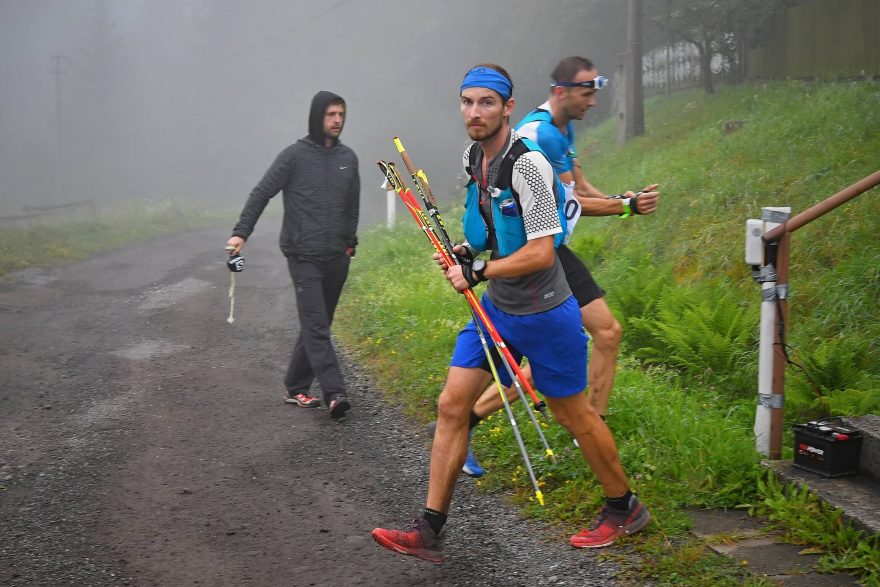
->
[0,0,628,226]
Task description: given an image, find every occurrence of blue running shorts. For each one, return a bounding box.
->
[450,294,588,398]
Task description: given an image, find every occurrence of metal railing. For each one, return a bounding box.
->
[751,170,880,459]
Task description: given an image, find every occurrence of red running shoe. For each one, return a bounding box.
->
[570,495,651,548]
[371,518,444,564]
[285,393,320,408]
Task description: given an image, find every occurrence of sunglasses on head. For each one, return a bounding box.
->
[551,75,609,90]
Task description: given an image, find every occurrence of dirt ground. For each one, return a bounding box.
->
[0,224,618,586]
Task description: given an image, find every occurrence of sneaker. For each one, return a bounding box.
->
[570,495,651,548]
[461,431,484,478]
[371,518,444,564]
[285,392,320,407]
[328,395,350,419]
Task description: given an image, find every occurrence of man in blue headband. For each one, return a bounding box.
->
[451,57,661,479]
[372,64,650,563]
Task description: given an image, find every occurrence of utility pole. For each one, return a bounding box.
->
[50,54,66,203]
[624,0,645,140]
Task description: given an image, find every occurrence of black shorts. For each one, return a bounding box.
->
[557,244,605,308]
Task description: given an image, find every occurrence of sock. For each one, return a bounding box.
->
[468,411,483,430]
[606,490,634,512]
[423,508,447,535]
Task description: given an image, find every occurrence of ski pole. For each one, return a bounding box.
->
[390,140,557,463]
[392,138,550,418]
[471,307,545,505]
[378,158,556,465]
[378,160,548,502]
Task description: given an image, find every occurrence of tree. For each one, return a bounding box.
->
[646,0,797,93]
[647,0,726,93]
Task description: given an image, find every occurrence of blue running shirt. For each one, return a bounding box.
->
[515,101,577,175]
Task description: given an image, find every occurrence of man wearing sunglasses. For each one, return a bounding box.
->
[450,56,661,479]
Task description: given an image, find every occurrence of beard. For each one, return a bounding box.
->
[563,104,586,121]
[466,118,503,142]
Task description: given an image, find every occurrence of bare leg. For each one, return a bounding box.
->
[581,298,622,417]
[426,367,492,513]
[544,392,628,498]
[471,363,532,419]
[473,298,622,421]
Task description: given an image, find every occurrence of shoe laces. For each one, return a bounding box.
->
[409,518,443,544]
[588,506,611,531]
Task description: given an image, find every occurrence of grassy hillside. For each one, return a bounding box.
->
[336,80,880,585]
[573,80,880,418]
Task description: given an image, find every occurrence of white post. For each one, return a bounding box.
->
[752,207,790,456]
[382,179,396,229]
[755,278,777,456]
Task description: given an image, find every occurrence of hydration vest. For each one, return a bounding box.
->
[463,137,571,257]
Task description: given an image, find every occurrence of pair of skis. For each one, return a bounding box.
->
[377,138,554,505]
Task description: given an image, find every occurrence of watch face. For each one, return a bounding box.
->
[473,259,486,272]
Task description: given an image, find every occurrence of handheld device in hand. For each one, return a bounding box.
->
[225,246,245,272]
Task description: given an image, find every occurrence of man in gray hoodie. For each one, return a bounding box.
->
[226,91,360,419]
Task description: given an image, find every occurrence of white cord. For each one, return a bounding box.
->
[227,271,236,324]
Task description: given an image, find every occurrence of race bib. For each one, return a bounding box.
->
[561,181,581,244]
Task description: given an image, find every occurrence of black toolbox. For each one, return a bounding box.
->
[793,419,863,478]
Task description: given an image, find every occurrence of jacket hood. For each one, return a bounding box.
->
[307,90,346,146]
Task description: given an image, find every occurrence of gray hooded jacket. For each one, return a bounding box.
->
[232,91,360,258]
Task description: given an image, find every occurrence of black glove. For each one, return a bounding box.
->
[454,241,477,266]
[461,259,487,288]
[461,264,479,287]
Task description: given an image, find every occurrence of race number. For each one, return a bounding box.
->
[561,181,581,244]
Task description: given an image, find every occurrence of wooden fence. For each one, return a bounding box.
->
[642,0,879,93]
[749,0,880,79]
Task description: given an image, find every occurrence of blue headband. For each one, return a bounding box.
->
[460,67,512,100]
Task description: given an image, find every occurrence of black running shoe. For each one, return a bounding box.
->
[329,395,350,419]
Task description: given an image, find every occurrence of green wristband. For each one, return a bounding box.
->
[618,198,632,218]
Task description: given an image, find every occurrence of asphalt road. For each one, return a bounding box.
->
[0,224,619,586]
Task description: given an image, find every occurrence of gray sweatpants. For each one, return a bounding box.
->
[284,253,350,404]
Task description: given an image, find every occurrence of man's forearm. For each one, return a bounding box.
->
[232,191,271,238]
[570,161,605,198]
[233,149,291,237]
[577,196,628,216]
[483,237,555,279]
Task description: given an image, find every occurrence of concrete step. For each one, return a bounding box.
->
[844,415,880,483]
[765,460,880,536]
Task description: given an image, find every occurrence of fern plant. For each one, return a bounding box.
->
[786,335,880,420]
[632,287,758,397]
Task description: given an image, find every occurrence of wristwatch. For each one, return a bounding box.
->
[472,259,488,282]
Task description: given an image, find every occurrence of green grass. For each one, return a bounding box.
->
[0,198,241,277]
[336,80,880,585]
